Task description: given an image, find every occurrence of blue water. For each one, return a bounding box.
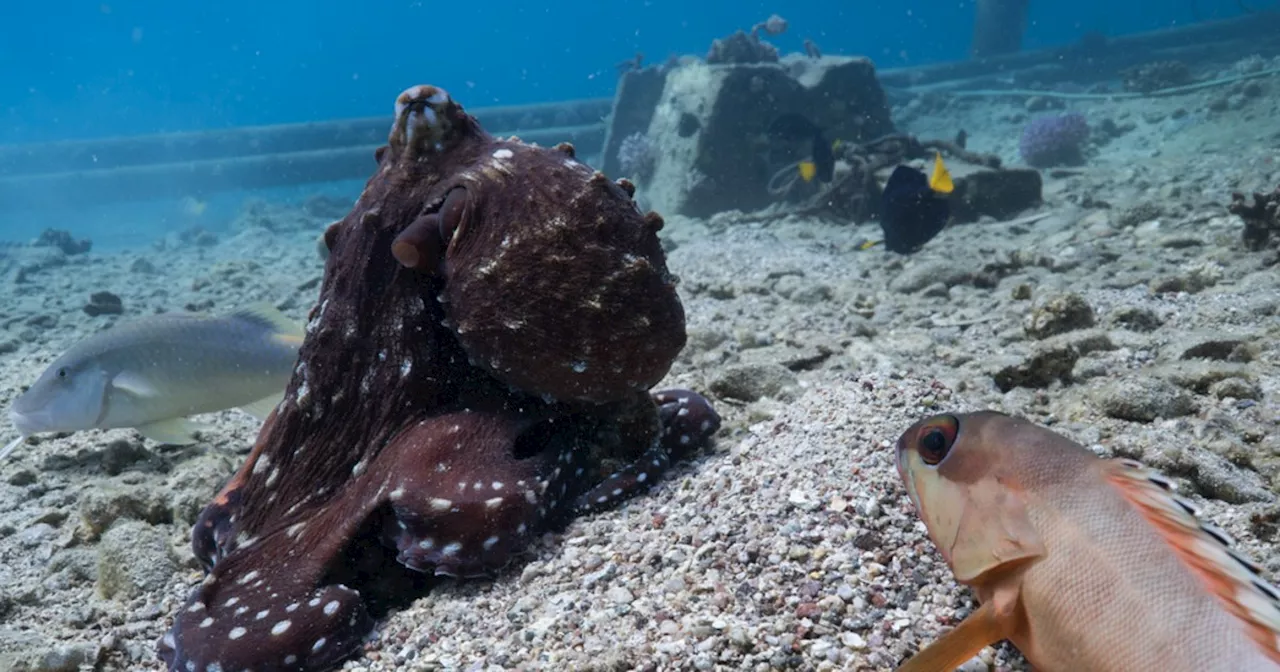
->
[0,1,1250,144]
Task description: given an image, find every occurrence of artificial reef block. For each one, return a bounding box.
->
[631,55,894,218]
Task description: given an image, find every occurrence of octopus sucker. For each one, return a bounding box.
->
[160,84,719,672]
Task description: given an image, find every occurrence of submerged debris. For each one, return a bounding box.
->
[34,228,92,255]
[1229,185,1280,251]
[706,14,788,64]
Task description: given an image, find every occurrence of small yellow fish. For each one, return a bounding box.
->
[856,239,882,251]
[181,195,208,217]
[929,151,954,194]
[798,161,818,182]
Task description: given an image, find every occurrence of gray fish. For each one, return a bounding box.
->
[4,304,303,457]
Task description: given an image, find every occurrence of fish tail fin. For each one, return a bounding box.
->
[230,303,305,345]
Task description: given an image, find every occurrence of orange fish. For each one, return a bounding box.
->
[895,411,1280,671]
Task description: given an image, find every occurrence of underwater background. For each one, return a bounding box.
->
[1,1,1279,670]
[0,1,1253,141]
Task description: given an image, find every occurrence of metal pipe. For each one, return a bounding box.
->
[0,123,605,211]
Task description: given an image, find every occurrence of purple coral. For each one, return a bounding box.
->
[617,132,657,181]
[1019,112,1089,168]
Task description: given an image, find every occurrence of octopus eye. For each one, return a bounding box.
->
[917,415,958,466]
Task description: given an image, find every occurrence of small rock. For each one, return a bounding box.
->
[83,291,124,317]
[606,586,635,605]
[1024,293,1095,339]
[920,282,950,299]
[19,643,103,672]
[709,363,798,402]
[129,257,158,274]
[1095,377,1195,422]
[96,520,178,600]
[79,485,172,538]
[1208,377,1262,401]
[1149,261,1222,294]
[988,328,1111,392]
[1180,449,1273,504]
[34,228,92,255]
[890,261,973,294]
[1150,361,1254,394]
[1168,332,1255,362]
[7,469,36,486]
[1108,306,1162,332]
[98,439,155,476]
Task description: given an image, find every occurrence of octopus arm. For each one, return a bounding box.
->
[576,389,720,514]
[375,409,584,578]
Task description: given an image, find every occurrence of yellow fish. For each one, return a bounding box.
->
[798,161,818,182]
[865,151,957,250]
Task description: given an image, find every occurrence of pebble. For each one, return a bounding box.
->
[1095,376,1195,422]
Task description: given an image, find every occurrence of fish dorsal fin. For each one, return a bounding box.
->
[1105,458,1280,663]
[227,303,305,345]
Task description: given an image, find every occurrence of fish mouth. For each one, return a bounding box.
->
[8,406,43,437]
[893,435,924,513]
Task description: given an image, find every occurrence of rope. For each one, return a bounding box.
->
[935,66,1280,100]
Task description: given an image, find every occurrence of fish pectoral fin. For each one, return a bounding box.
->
[134,418,206,445]
[896,600,1008,672]
[237,394,281,422]
[110,371,160,398]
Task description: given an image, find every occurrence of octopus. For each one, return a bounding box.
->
[158,84,720,672]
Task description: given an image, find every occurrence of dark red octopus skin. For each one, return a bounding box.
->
[157,85,720,672]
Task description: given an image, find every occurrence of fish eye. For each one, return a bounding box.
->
[56,367,68,379]
[917,414,959,466]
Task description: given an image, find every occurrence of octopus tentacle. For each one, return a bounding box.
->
[377,410,585,578]
[164,410,578,672]
[575,389,720,514]
[191,411,280,570]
